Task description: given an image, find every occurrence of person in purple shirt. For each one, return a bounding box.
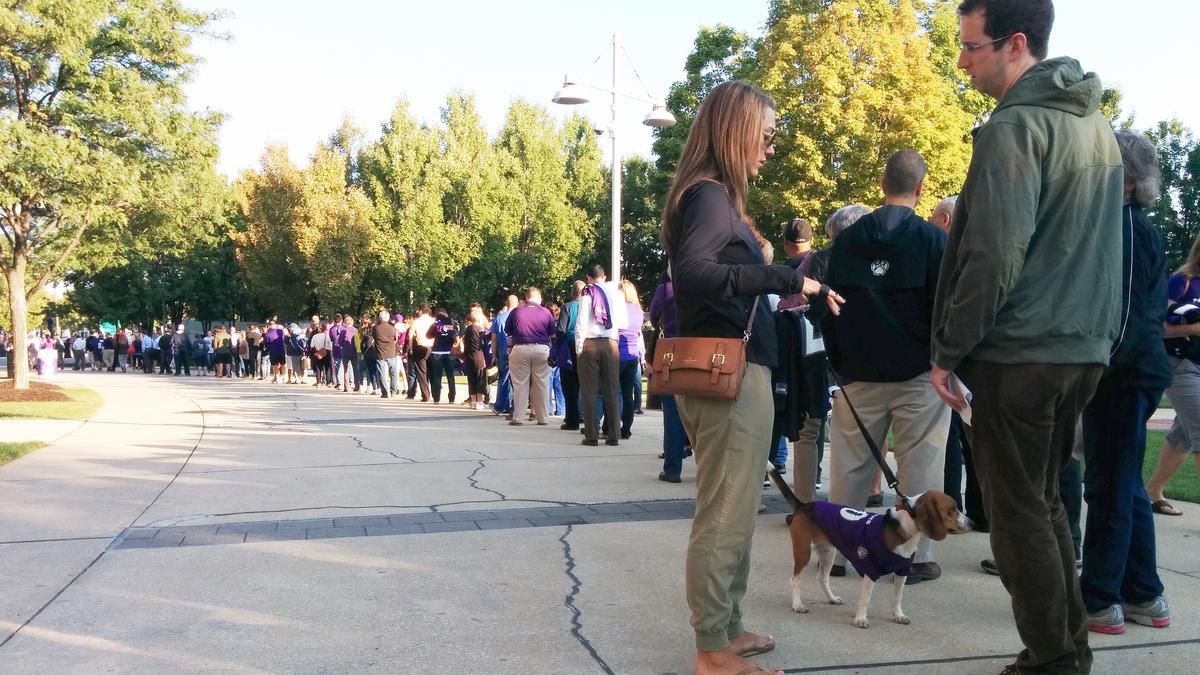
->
[337,315,359,392]
[262,319,287,384]
[504,287,557,426]
[617,279,646,440]
[328,313,347,390]
[650,273,692,483]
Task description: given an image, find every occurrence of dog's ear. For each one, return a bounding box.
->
[916,497,947,541]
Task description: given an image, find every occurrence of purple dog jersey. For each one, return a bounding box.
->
[811,502,914,581]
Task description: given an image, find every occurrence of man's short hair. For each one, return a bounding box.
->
[378,310,390,322]
[526,286,541,301]
[934,195,959,221]
[958,0,1054,61]
[587,264,606,280]
[882,149,927,197]
[782,218,813,244]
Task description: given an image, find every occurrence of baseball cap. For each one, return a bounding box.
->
[783,218,813,243]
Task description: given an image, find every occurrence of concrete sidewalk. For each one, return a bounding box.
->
[0,372,1197,673]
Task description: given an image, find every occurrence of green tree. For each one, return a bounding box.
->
[650,25,757,188]
[1147,120,1198,272]
[755,0,975,234]
[618,156,666,306]
[233,145,312,317]
[357,99,460,313]
[430,93,520,311]
[1,0,221,387]
[490,100,592,300]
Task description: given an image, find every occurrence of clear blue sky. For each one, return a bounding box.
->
[181,0,1199,179]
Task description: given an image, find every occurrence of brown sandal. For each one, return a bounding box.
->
[1152,499,1183,516]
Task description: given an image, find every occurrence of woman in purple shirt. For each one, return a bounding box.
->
[617,279,646,440]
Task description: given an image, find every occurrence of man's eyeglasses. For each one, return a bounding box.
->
[762,128,776,148]
[960,34,1014,52]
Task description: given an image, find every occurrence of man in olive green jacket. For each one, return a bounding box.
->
[930,2,1122,674]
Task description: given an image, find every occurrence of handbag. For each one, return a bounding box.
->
[648,296,759,401]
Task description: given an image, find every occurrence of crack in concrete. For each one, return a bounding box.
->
[349,435,416,463]
[465,460,507,501]
[558,525,613,674]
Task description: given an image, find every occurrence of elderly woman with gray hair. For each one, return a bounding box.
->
[1078,129,1173,634]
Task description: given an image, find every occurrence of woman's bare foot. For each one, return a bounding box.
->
[695,646,782,675]
[728,630,775,657]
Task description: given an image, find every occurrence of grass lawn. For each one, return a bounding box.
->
[0,386,103,421]
[0,441,46,467]
[1144,430,1200,504]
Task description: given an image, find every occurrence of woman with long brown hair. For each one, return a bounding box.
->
[662,80,840,675]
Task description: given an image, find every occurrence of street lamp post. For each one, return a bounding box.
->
[552,33,675,282]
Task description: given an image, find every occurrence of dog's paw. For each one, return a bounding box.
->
[853,616,870,629]
[893,612,911,625]
[792,601,810,614]
[828,595,843,605]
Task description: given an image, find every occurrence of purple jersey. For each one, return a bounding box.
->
[811,502,913,581]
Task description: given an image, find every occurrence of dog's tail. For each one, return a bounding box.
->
[768,469,807,510]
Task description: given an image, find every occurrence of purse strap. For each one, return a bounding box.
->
[742,296,760,344]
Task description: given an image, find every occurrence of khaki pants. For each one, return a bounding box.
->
[677,363,772,651]
[828,372,950,564]
[791,414,823,502]
[579,338,620,441]
[509,344,550,424]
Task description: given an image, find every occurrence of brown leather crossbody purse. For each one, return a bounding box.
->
[648,296,759,401]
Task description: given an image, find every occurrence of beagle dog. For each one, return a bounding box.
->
[769,470,971,628]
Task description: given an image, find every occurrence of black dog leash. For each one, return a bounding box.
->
[830,382,914,513]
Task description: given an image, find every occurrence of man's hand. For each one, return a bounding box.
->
[930,365,966,412]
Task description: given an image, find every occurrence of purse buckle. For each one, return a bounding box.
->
[711,353,725,366]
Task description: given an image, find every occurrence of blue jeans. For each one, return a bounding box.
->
[429,353,458,403]
[376,356,401,396]
[633,363,643,412]
[1080,382,1165,612]
[619,359,639,435]
[550,367,565,415]
[332,355,345,387]
[770,435,789,468]
[660,394,689,476]
[493,360,512,413]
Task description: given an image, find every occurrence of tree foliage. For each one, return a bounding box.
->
[1,0,221,387]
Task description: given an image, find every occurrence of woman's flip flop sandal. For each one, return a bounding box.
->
[735,635,775,658]
[1152,500,1183,516]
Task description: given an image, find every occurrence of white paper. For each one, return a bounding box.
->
[949,373,974,426]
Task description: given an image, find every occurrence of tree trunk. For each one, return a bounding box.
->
[5,258,30,389]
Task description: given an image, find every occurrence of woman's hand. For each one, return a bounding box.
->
[799,277,844,315]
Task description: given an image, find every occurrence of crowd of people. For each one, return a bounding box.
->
[4,2,1194,674]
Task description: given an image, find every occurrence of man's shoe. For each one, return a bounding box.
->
[581,438,599,447]
[1087,604,1126,635]
[658,472,681,484]
[904,562,941,585]
[772,463,787,475]
[620,431,632,440]
[509,421,523,426]
[1123,596,1171,628]
[830,564,847,577]
[560,423,580,430]
[605,438,619,446]
[981,559,999,576]
[866,493,884,507]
